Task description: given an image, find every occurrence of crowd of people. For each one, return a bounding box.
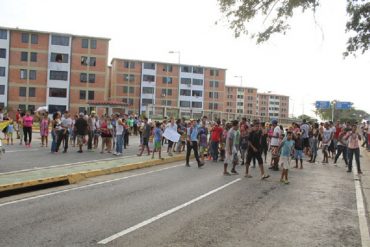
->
[1,107,370,184]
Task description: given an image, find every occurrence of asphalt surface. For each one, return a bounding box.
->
[0,154,362,247]
[0,133,143,173]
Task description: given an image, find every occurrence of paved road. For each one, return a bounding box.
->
[0,154,363,246]
[0,134,144,173]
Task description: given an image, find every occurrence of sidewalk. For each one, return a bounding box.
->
[0,153,188,193]
[360,148,370,213]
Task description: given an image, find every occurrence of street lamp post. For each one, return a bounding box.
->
[169,50,181,117]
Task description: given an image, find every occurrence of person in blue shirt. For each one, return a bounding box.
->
[278,131,295,184]
[185,119,204,168]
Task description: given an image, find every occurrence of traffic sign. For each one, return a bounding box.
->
[315,101,330,109]
[335,101,352,110]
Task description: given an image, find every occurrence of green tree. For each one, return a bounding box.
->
[217,0,370,56]
[315,107,369,122]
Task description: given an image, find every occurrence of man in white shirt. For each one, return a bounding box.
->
[60,111,72,153]
[300,119,310,155]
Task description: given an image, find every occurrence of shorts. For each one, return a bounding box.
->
[225,152,238,164]
[303,138,310,148]
[271,146,280,158]
[154,141,161,150]
[199,146,207,155]
[280,156,291,169]
[77,135,85,145]
[142,137,149,146]
[246,150,263,164]
[295,150,303,159]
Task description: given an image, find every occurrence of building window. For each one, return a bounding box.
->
[79,90,86,100]
[163,64,172,72]
[209,103,218,110]
[51,53,68,63]
[29,70,36,80]
[181,66,191,73]
[142,98,153,105]
[0,48,6,59]
[161,100,172,106]
[21,52,28,61]
[227,102,232,106]
[29,87,36,97]
[237,95,244,99]
[180,78,191,85]
[210,80,219,87]
[192,79,203,86]
[143,63,155,70]
[0,67,5,77]
[31,34,38,44]
[247,96,254,101]
[248,89,254,93]
[247,103,253,108]
[237,102,243,106]
[88,91,94,100]
[180,89,191,96]
[50,70,68,81]
[90,39,97,49]
[19,104,26,111]
[49,88,67,98]
[162,77,172,84]
[19,87,27,97]
[192,90,202,97]
[192,101,202,108]
[0,85,5,95]
[30,52,37,62]
[142,87,154,94]
[81,56,96,66]
[247,110,253,114]
[124,74,135,82]
[192,67,203,74]
[123,98,134,106]
[21,33,29,43]
[237,109,243,113]
[180,101,190,107]
[88,74,95,83]
[82,39,89,48]
[161,89,172,96]
[123,86,134,94]
[124,61,135,69]
[209,92,219,99]
[143,74,155,82]
[51,35,70,46]
[20,69,27,79]
[48,105,66,114]
[210,69,219,76]
[0,29,7,39]
[80,73,87,83]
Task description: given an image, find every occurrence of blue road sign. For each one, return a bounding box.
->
[315,101,331,109]
[335,101,352,110]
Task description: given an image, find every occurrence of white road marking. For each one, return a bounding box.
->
[353,165,370,247]
[0,155,137,175]
[0,163,188,208]
[6,148,40,153]
[98,178,242,245]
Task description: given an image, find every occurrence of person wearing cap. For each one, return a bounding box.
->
[74,112,88,153]
[185,119,204,168]
[269,119,281,170]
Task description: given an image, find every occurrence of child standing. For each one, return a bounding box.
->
[294,132,304,169]
[40,113,49,147]
[279,131,295,184]
[7,120,14,145]
[152,122,164,160]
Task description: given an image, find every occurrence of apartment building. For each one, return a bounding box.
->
[257,92,289,119]
[224,85,258,116]
[0,27,109,114]
[109,58,226,117]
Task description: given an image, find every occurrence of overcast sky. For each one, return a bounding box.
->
[1,0,369,117]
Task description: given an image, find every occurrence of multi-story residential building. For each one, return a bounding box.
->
[257,92,289,119]
[0,26,110,115]
[109,58,226,118]
[224,85,258,116]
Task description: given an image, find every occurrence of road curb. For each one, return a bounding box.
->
[0,155,188,193]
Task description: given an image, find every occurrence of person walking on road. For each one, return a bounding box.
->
[74,113,88,153]
[165,117,177,156]
[345,124,362,174]
[185,119,204,168]
[279,131,295,184]
[245,121,270,180]
[137,117,151,156]
[22,111,33,148]
[40,112,49,148]
[322,122,333,164]
[334,127,348,166]
[223,120,239,175]
[269,119,281,170]
[152,121,164,160]
[114,113,124,156]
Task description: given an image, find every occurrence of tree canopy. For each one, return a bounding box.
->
[217,0,370,57]
[315,107,369,122]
